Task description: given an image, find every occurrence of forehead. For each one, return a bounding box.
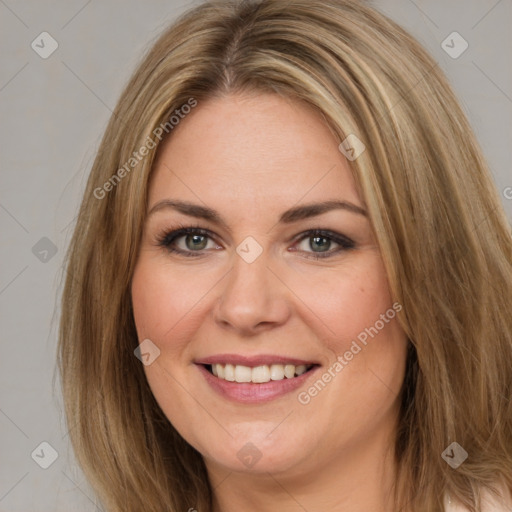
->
[148,93,361,212]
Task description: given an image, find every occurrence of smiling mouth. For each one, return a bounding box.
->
[204,363,317,383]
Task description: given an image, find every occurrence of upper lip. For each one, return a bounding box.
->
[195,354,319,367]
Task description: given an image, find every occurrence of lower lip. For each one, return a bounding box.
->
[196,364,320,404]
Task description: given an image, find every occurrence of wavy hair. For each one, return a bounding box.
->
[57,1,512,510]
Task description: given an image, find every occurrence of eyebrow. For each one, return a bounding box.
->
[147,199,367,228]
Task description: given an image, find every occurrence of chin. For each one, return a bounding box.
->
[196,426,312,475]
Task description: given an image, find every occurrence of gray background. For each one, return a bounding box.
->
[1,1,511,510]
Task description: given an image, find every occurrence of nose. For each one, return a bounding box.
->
[213,248,291,336]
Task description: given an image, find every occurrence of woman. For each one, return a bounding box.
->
[57,0,512,510]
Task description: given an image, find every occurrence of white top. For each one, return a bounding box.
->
[444,484,512,511]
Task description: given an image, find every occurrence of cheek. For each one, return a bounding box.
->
[131,249,396,359]
[131,258,208,433]
[291,253,394,348]
[130,255,212,350]
[130,248,407,466]
[289,252,406,412]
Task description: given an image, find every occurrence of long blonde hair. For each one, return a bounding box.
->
[57,1,512,510]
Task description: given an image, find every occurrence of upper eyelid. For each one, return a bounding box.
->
[160,226,353,251]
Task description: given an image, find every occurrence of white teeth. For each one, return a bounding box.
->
[208,363,313,383]
[215,364,225,379]
[234,365,252,383]
[224,364,235,382]
[284,365,295,379]
[252,365,270,383]
[270,364,285,380]
[295,365,307,376]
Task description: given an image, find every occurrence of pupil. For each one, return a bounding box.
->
[183,234,331,252]
[311,236,330,252]
[187,234,207,250]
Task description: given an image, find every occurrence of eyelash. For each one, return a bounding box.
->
[155,223,356,260]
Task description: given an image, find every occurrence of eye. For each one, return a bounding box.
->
[156,226,355,259]
[292,229,355,259]
[156,225,221,257]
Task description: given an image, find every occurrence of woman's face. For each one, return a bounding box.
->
[131,92,408,478]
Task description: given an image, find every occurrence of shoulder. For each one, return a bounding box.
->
[444,483,512,511]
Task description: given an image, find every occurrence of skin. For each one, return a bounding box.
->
[131,92,409,512]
